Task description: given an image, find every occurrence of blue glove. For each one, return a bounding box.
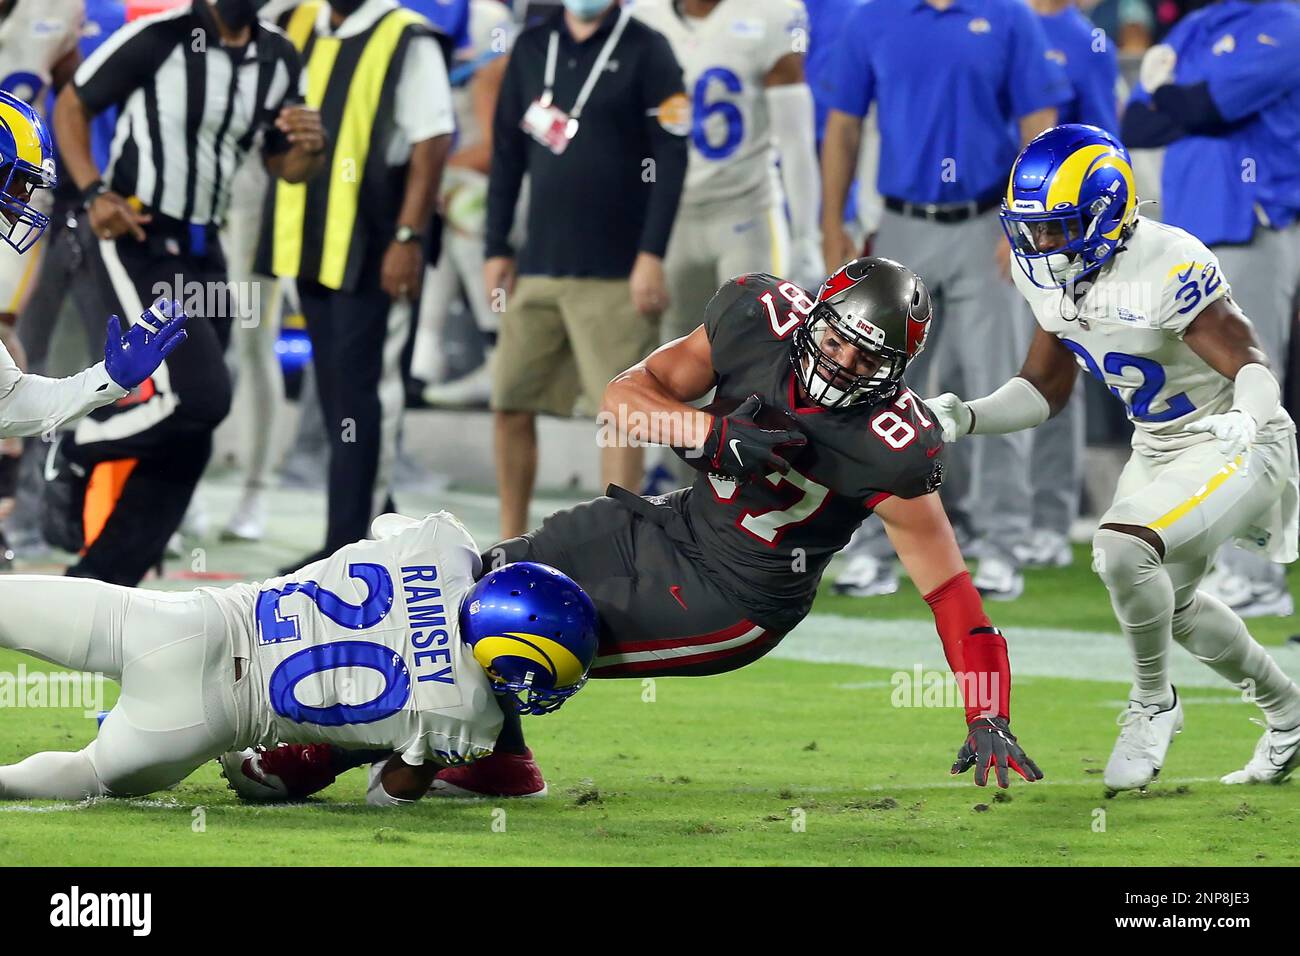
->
[103,299,189,390]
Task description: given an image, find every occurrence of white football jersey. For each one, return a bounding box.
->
[0,0,83,113]
[1012,219,1296,460]
[630,0,806,208]
[206,512,502,765]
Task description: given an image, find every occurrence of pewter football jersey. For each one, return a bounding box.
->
[209,512,502,765]
[0,0,83,112]
[1012,219,1294,460]
[630,0,806,208]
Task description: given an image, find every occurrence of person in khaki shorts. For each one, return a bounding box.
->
[495,276,656,418]
[483,0,687,538]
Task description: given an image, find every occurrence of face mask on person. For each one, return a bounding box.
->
[561,0,614,21]
[212,0,258,31]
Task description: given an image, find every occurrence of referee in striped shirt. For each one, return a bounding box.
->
[49,0,326,586]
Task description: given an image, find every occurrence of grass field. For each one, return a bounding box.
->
[1,478,1298,866]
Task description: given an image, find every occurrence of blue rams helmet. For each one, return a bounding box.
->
[0,90,54,255]
[1001,124,1139,290]
[459,562,599,715]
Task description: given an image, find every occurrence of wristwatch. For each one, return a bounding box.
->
[80,179,110,210]
[394,225,418,244]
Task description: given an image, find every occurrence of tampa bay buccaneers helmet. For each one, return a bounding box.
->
[792,256,933,409]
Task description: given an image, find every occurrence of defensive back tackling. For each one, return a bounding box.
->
[929,124,1300,790]
[0,513,599,804]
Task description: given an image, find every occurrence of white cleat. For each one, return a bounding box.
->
[832,553,899,597]
[1221,719,1300,784]
[1012,530,1073,568]
[218,749,290,802]
[221,492,267,542]
[1104,691,1184,792]
[973,555,1024,601]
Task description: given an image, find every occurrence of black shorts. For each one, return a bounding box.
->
[488,490,789,678]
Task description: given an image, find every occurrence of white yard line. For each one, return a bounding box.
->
[776,614,1300,688]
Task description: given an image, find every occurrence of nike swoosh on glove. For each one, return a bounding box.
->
[104,298,189,390]
[924,392,972,443]
[1186,409,1256,460]
[952,716,1044,788]
[698,394,807,481]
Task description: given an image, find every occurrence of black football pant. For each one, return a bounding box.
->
[488,489,791,753]
[297,276,407,553]
[490,489,790,679]
[66,222,233,585]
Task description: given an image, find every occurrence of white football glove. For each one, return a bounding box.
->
[925,392,973,443]
[1186,409,1257,460]
[1139,43,1177,95]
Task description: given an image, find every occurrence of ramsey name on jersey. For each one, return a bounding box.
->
[203,512,502,767]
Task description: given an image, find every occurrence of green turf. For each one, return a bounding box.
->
[2,641,1297,866]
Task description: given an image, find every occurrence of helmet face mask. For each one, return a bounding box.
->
[0,159,50,255]
[793,256,931,410]
[794,305,905,408]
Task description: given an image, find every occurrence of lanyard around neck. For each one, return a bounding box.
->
[540,6,630,120]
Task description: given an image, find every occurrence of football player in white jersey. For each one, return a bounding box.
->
[0,89,187,439]
[629,0,822,335]
[0,511,598,804]
[928,125,1300,790]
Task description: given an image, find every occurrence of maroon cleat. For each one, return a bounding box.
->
[430,748,548,798]
[219,744,340,802]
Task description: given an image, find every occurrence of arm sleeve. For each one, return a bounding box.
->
[966,377,1052,436]
[1120,97,1187,148]
[923,571,1010,722]
[1151,81,1231,135]
[823,7,874,118]
[1231,363,1281,427]
[1205,14,1300,123]
[484,46,528,259]
[766,83,820,244]
[394,35,457,144]
[1005,4,1072,118]
[0,344,127,439]
[635,28,688,258]
[73,16,162,113]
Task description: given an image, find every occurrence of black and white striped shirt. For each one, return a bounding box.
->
[73,1,306,227]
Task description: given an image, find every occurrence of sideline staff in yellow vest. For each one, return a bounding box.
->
[260,0,454,570]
